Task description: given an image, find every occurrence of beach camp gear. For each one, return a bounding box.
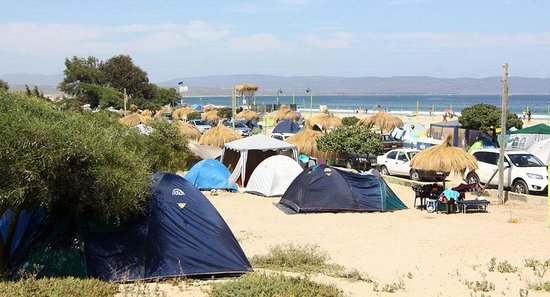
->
[185,159,237,191]
[221,135,298,187]
[10,173,251,280]
[507,123,550,151]
[467,137,496,153]
[245,155,303,197]
[279,165,406,213]
[272,119,301,134]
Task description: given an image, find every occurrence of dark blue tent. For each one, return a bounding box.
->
[12,173,251,280]
[185,159,237,191]
[272,120,300,134]
[279,165,406,213]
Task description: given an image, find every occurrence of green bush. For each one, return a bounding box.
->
[341,116,359,126]
[0,277,118,297]
[317,125,383,155]
[459,103,523,132]
[187,111,201,121]
[209,273,343,297]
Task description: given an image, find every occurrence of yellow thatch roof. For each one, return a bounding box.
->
[357,111,403,133]
[285,129,328,159]
[235,109,260,122]
[154,107,173,118]
[234,83,258,92]
[199,125,242,148]
[305,113,342,131]
[410,135,479,175]
[141,109,153,117]
[119,113,147,126]
[172,106,196,120]
[129,104,139,113]
[176,121,202,141]
[203,110,219,122]
[203,104,217,111]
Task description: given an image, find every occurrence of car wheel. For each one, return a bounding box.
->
[467,172,480,185]
[410,170,421,181]
[380,166,389,176]
[512,180,529,195]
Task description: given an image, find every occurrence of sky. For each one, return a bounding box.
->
[1,0,550,82]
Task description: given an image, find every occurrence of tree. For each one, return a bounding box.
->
[0,80,8,91]
[99,55,152,99]
[217,107,233,120]
[0,92,192,275]
[459,103,523,132]
[317,126,383,155]
[58,56,103,97]
[187,112,201,121]
[341,116,360,126]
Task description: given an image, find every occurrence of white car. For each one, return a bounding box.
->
[270,133,295,141]
[464,148,548,195]
[377,148,447,181]
[188,120,212,133]
[224,121,251,136]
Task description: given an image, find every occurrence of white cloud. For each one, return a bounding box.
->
[301,32,353,49]
[228,33,290,52]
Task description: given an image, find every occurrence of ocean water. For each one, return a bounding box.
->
[182,94,550,119]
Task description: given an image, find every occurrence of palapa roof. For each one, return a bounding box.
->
[141,109,153,117]
[357,111,403,133]
[305,113,342,131]
[410,135,479,174]
[285,129,328,159]
[234,83,258,92]
[203,110,219,122]
[269,106,301,122]
[172,106,196,120]
[155,107,173,118]
[119,113,147,126]
[235,109,260,122]
[199,125,242,148]
[203,104,217,111]
[176,121,202,141]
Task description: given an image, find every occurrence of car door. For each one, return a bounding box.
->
[393,151,410,175]
[472,152,491,183]
[482,152,499,186]
[383,151,399,174]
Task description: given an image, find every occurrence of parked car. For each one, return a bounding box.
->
[381,134,404,152]
[188,119,212,133]
[224,121,251,137]
[464,148,548,195]
[333,151,378,171]
[270,133,295,141]
[377,148,447,181]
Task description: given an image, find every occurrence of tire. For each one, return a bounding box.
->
[466,172,480,185]
[512,179,529,195]
[410,170,421,181]
[380,166,389,176]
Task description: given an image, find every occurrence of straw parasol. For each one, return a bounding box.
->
[203,110,219,122]
[305,113,343,131]
[235,109,260,122]
[119,113,147,126]
[155,107,173,118]
[357,111,403,133]
[172,106,195,120]
[410,135,479,182]
[141,109,153,117]
[234,83,258,93]
[176,121,202,141]
[203,104,217,111]
[269,105,301,122]
[199,125,242,148]
[285,129,328,159]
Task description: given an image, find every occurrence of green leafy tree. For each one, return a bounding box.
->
[99,55,153,100]
[217,107,233,119]
[58,56,103,97]
[317,126,383,155]
[341,116,360,126]
[151,84,180,107]
[24,85,32,96]
[0,92,192,275]
[187,111,201,121]
[459,103,523,132]
[0,80,8,91]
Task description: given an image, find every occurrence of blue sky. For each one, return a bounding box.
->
[1,0,549,82]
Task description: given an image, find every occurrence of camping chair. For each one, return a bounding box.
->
[451,183,490,213]
[412,183,443,210]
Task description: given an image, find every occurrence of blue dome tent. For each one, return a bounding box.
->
[279,165,406,213]
[272,120,300,134]
[185,159,237,191]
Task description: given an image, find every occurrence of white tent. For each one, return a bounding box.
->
[528,138,550,164]
[221,135,298,187]
[245,155,303,197]
[187,142,223,160]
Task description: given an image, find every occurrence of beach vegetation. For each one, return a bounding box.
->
[0,92,192,276]
[208,273,343,297]
[341,116,360,126]
[0,80,9,91]
[217,107,233,120]
[317,125,383,155]
[529,280,550,292]
[0,276,118,297]
[488,258,517,273]
[459,103,523,132]
[464,279,495,292]
[187,111,201,121]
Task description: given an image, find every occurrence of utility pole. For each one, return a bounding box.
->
[231,88,236,130]
[498,63,509,204]
[123,88,128,116]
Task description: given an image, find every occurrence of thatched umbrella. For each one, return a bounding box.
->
[203,110,219,122]
[199,125,241,148]
[235,109,260,122]
[285,129,328,159]
[410,135,479,186]
[357,111,403,133]
[155,107,173,118]
[203,104,217,111]
[129,104,139,113]
[234,83,258,94]
[172,106,195,120]
[141,109,153,117]
[119,113,147,126]
[305,113,342,131]
[269,106,301,122]
[177,121,201,141]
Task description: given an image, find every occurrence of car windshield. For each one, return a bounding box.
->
[192,120,209,125]
[227,122,247,128]
[507,153,545,167]
[407,151,418,160]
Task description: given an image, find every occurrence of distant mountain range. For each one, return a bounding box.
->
[2,73,550,95]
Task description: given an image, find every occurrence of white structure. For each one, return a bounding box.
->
[245,155,303,197]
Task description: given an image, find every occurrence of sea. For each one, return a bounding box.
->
[181,94,550,119]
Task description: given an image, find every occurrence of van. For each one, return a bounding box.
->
[464,148,548,195]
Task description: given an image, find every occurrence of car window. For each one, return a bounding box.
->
[472,152,485,162]
[387,151,398,159]
[193,120,208,125]
[484,152,498,165]
[407,151,418,160]
[508,154,545,167]
[397,152,408,161]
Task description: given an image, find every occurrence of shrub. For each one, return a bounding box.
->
[488,258,517,273]
[341,116,359,126]
[209,273,343,297]
[0,277,117,297]
[317,125,383,155]
[187,111,201,121]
